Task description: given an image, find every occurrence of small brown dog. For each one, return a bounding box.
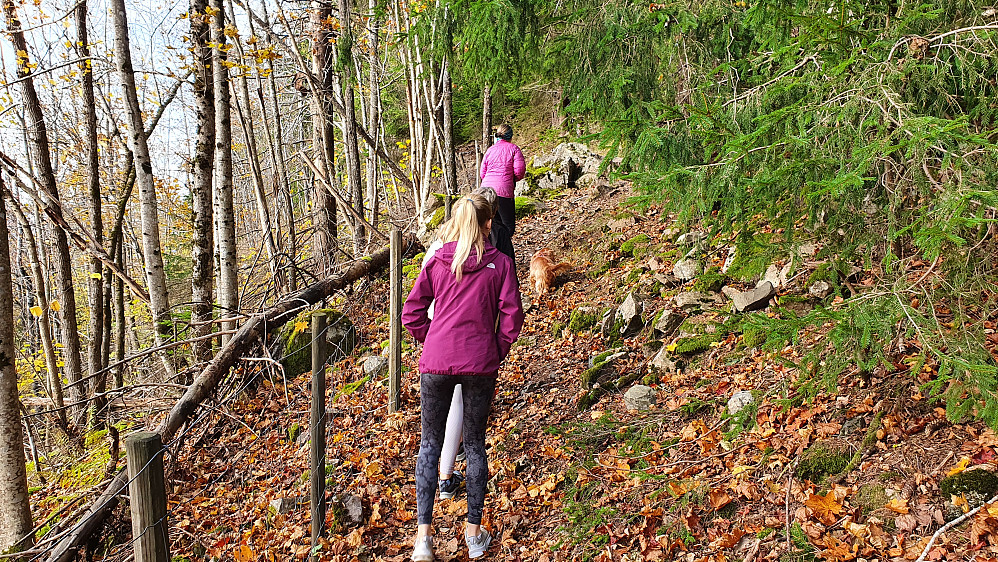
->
[528,248,571,295]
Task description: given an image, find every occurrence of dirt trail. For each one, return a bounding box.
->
[166,181,985,562]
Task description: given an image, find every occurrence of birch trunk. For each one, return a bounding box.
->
[337,0,365,254]
[227,0,281,289]
[255,2,296,290]
[110,0,175,379]
[6,196,65,428]
[365,0,381,232]
[190,0,215,365]
[0,177,33,554]
[211,0,239,344]
[311,0,338,274]
[4,0,86,418]
[76,1,105,420]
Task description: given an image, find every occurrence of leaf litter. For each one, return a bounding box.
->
[164,182,998,562]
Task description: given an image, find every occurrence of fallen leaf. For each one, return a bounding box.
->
[233,545,254,562]
[708,489,732,511]
[886,497,909,514]
[805,490,842,525]
[947,456,972,476]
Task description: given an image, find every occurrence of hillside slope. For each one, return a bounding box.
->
[164,181,997,562]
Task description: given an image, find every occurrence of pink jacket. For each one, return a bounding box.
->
[402,241,524,376]
[480,140,526,198]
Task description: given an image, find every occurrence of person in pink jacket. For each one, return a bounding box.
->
[402,193,524,561]
[479,123,525,266]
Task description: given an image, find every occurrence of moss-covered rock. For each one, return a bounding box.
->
[673,333,724,355]
[426,207,446,230]
[795,441,851,483]
[692,266,727,293]
[620,234,651,257]
[273,309,357,379]
[568,306,600,333]
[515,196,541,219]
[940,469,998,500]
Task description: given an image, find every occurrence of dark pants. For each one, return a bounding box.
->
[489,196,516,266]
[416,373,497,525]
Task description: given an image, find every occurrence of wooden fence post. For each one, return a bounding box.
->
[125,431,169,562]
[389,229,402,413]
[310,312,327,561]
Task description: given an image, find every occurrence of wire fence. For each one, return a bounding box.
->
[14,234,417,562]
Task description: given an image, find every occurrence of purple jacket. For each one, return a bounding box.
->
[402,241,524,376]
[480,140,526,198]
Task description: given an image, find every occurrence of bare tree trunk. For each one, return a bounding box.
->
[311,0,338,274]
[190,0,215,365]
[482,83,492,151]
[75,1,105,423]
[109,0,175,380]
[337,0,365,255]
[365,0,381,233]
[211,0,239,345]
[227,0,282,291]
[0,176,34,554]
[4,0,87,420]
[254,2,296,290]
[442,56,456,215]
[5,195,65,427]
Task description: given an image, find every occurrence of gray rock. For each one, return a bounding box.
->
[809,281,833,299]
[649,348,678,373]
[727,390,755,416]
[721,246,737,273]
[728,282,776,312]
[721,285,740,300]
[653,309,684,337]
[647,256,664,271]
[599,308,615,339]
[513,335,537,349]
[654,273,681,288]
[616,292,644,337]
[673,259,701,281]
[624,385,657,412]
[333,494,364,526]
[270,497,296,515]
[576,172,599,191]
[676,231,708,246]
[513,179,531,197]
[761,264,786,289]
[798,242,819,257]
[362,356,388,378]
[674,291,709,311]
[537,171,569,192]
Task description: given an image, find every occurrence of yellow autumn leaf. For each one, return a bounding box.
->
[233,545,254,562]
[666,342,678,352]
[50,300,60,312]
[90,272,102,279]
[365,461,381,478]
[885,497,909,514]
[29,306,43,317]
[947,456,971,476]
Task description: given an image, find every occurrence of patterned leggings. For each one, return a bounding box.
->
[416,373,497,526]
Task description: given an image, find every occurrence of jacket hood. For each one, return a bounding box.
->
[433,240,502,273]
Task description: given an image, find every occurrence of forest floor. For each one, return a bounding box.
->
[162,180,998,562]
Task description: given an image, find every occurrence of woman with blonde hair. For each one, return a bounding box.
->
[403,193,524,560]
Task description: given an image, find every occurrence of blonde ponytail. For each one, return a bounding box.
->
[441,193,492,282]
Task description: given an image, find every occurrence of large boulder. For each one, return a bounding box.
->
[532,143,604,187]
[649,348,678,374]
[271,309,357,379]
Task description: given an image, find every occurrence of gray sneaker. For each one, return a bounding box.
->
[411,535,434,561]
[465,529,492,559]
[438,471,465,500]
